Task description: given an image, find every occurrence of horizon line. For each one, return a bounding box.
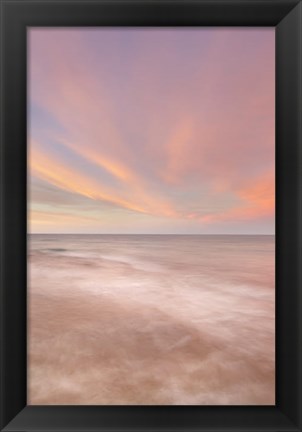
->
[28,233,275,236]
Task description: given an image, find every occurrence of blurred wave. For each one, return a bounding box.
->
[28,234,275,405]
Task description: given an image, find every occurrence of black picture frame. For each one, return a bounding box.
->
[0,0,301,431]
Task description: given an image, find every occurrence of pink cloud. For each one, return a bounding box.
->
[28,28,275,233]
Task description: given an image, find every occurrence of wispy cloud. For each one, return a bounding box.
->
[29,28,275,234]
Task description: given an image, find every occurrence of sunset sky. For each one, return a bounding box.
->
[28,28,275,234]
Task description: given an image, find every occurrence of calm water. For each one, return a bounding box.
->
[28,234,275,405]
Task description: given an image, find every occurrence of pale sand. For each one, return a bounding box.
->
[28,235,275,405]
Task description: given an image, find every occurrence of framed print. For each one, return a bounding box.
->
[27,26,276,407]
[0,0,301,431]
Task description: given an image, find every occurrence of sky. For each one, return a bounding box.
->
[28,28,275,234]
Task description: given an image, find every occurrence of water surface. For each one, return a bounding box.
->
[28,234,275,405]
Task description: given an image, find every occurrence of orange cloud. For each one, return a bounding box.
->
[30,144,147,214]
[29,210,101,226]
[198,170,275,223]
[57,137,176,218]
[29,140,177,220]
